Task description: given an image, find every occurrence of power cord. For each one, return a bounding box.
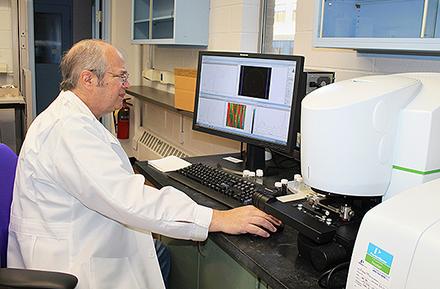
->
[318,261,350,289]
[216,163,243,176]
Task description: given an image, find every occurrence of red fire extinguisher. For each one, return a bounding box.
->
[116,99,132,139]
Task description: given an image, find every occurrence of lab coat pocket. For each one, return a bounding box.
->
[91,256,141,289]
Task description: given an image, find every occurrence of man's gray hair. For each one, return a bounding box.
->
[60,39,109,91]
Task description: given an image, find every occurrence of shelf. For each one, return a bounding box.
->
[0,95,25,104]
[152,15,173,21]
[134,18,150,24]
[126,85,193,117]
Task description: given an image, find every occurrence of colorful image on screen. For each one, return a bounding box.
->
[226,103,246,129]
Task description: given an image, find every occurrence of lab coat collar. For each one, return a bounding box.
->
[61,90,98,120]
[60,90,120,145]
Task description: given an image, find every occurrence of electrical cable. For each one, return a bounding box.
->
[317,261,350,289]
[216,163,243,176]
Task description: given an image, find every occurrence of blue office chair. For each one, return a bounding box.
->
[0,143,78,289]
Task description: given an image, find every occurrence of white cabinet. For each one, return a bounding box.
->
[314,0,440,53]
[132,0,209,46]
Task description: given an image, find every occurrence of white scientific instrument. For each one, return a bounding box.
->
[296,73,440,286]
[301,73,440,199]
[346,178,440,289]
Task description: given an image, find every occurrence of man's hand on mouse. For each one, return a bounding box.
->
[209,205,282,238]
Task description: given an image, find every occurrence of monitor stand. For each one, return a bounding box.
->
[245,144,265,171]
[244,144,299,176]
[217,144,288,177]
[215,144,266,176]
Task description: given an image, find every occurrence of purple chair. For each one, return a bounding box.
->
[0,143,16,268]
[0,144,78,289]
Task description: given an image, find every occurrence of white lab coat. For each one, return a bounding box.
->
[7,90,213,289]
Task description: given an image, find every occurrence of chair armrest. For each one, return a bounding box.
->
[0,268,78,289]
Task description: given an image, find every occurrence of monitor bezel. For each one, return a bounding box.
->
[192,51,305,156]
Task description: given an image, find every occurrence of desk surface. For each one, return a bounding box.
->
[134,154,320,289]
[0,95,25,105]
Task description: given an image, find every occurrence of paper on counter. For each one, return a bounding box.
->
[148,155,191,172]
[222,156,243,163]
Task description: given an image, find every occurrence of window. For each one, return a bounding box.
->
[274,10,286,22]
[261,0,297,54]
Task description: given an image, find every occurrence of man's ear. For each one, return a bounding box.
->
[79,70,95,88]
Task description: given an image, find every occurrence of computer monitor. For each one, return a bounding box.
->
[192,51,305,171]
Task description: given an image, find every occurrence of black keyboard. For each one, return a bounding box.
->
[168,163,256,208]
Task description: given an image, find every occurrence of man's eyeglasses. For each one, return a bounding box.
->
[107,71,130,84]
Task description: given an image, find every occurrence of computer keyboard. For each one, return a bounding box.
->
[168,163,256,208]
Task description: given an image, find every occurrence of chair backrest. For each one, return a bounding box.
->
[0,144,18,268]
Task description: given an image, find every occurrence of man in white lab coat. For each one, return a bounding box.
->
[7,39,281,289]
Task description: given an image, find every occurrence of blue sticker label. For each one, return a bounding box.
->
[367,243,393,268]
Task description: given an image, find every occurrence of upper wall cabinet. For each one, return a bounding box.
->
[313,0,440,53]
[132,0,209,45]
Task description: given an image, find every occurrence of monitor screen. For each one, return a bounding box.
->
[193,51,305,156]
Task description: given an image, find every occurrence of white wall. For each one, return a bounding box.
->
[209,0,260,52]
[294,0,440,81]
[0,0,14,85]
